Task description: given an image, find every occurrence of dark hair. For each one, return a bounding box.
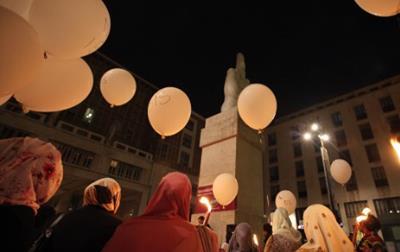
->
[263,223,272,233]
[198,216,205,220]
[362,214,381,233]
[94,185,112,204]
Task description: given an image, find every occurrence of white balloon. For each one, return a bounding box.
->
[0,0,32,19]
[29,0,111,59]
[355,0,400,17]
[148,87,191,138]
[100,68,137,107]
[330,159,352,185]
[212,173,239,206]
[237,83,277,132]
[0,6,44,95]
[14,58,93,112]
[0,94,12,106]
[275,190,297,215]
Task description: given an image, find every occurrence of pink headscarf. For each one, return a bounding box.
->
[0,137,63,213]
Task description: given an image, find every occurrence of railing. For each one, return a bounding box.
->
[56,121,105,143]
[112,141,153,161]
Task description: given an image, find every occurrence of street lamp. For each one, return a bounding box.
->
[303,123,335,211]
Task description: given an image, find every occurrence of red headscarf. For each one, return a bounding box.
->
[0,137,63,213]
[102,172,204,252]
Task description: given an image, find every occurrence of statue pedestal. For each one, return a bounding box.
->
[191,108,265,244]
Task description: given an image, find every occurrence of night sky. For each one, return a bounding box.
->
[100,1,400,118]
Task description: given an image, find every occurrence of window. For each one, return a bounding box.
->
[331,112,343,127]
[365,144,381,162]
[297,181,307,198]
[354,104,367,120]
[268,133,277,146]
[270,166,279,181]
[159,143,168,160]
[374,197,400,216]
[316,156,324,173]
[270,185,280,202]
[359,123,374,140]
[53,141,94,168]
[346,171,358,191]
[82,108,95,123]
[179,151,190,167]
[313,137,321,153]
[371,166,389,187]
[269,149,278,164]
[387,115,400,134]
[185,120,195,131]
[108,160,142,181]
[182,134,192,148]
[335,130,347,147]
[293,142,302,157]
[380,96,395,113]
[319,177,327,195]
[339,150,353,165]
[344,201,368,218]
[295,161,304,177]
[290,125,300,141]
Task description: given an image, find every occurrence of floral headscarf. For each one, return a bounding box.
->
[272,207,302,243]
[0,137,63,213]
[298,204,353,252]
[83,177,121,214]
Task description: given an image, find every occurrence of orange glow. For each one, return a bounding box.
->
[199,196,212,213]
[252,234,259,246]
[390,137,400,162]
[356,215,368,223]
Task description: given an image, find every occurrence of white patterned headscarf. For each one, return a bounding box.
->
[272,207,302,243]
[0,137,63,213]
[298,204,353,252]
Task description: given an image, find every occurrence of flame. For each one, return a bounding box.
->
[199,196,212,213]
[356,215,368,223]
[390,137,400,162]
[361,207,371,216]
[252,234,259,246]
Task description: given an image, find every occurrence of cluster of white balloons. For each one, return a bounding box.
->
[0,0,111,111]
[354,0,400,17]
[237,83,277,133]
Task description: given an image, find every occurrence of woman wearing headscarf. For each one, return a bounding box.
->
[43,178,122,252]
[264,208,302,252]
[228,222,258,252]
[102,172,219,252]
[356,214,386,252]
[297,204,354,252]
[0,137,63,251]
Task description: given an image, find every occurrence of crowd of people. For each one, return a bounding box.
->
[0,137,387,252]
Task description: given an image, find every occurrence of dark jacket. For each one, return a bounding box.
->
[44,205,121,252]
[0,204,35,252]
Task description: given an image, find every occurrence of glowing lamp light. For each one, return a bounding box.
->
[320,134,330,142]
[303,132,312,141]
[362,207,371,216]
[199,196,212,213]
[252,234,259,247]
[356,215,368,223]
[390,137,400,162]
[311,123,319,131]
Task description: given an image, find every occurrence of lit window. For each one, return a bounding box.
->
[83,108,95,123]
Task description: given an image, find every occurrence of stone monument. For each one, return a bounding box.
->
[192,53,265,245]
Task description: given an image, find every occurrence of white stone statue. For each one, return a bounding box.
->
[221,53,250,112]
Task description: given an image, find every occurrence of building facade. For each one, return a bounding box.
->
[264,75,400,244]
[0,52,204,218]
